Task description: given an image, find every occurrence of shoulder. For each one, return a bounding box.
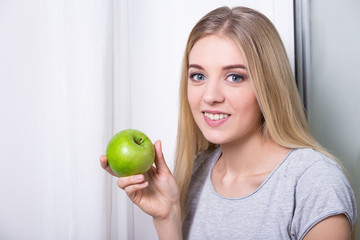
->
[288,147,338,170]
[289,149,355,198]
[183,147,221,236]
[289,148,354,211]
[186,146,220,199]
[290,148,354,208]
[283,148,345,183]
[185,146,220,204]
[288,148,357,239]
[192,146,221,174]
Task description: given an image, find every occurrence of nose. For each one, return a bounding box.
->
[202,79,225,105]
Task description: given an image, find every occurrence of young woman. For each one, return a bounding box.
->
[100,6,357,239]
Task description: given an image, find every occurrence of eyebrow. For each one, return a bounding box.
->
[188,64,204,70]
[223,64,247,70]
[188,64,247,71]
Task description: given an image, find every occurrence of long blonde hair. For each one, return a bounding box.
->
[174,6,336,216]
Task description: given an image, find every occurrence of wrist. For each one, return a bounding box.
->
[153,204,182,240]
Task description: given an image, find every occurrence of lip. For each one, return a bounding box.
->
[202,110,230,114]
[202,110,231,127]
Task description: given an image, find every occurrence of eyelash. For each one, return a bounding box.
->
[189,73,206,81]
[189,73,245,83]
[225,73,244,83]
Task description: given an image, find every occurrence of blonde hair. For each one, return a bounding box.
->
[174,6,337,217]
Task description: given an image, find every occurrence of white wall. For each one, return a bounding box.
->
[307,1,360,237]
[117,0,294,239]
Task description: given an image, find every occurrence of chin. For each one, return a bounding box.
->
[201,130,228,145]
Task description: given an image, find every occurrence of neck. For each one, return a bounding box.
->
[218,133,289,177]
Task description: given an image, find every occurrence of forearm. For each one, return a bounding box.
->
[153,205,182,240]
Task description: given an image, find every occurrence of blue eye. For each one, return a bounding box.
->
[190,73,206,81]
[226,74,243,83]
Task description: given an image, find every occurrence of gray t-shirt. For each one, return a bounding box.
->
[182,147,357,240]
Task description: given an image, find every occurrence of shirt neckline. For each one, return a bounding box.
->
[208,147,293,200]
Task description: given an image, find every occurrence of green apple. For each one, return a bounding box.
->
[106,129,155,177]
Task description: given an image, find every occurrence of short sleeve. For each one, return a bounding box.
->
[291,160,357,239]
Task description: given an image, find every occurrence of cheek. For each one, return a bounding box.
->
[235,91,262,120]
[247,96,263,122]
[187,87,200,111]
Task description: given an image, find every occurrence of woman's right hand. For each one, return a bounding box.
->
[100,140,180,221]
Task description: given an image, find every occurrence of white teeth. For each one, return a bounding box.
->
[204,112,229,120]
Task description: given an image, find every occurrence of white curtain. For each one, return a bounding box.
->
[0,0,115,239]
[0,0,295,239]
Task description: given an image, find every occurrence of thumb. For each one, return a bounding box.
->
[153,140,170,174]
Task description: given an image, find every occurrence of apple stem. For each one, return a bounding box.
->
[136,138,143,145]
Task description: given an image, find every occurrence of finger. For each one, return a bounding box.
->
[99,155,108,168]
[117,174,145,189]
[124,181,149,195]
[99,155,118,177]
[154,140,171,174]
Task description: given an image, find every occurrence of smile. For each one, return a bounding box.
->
[204,112,230,121]
[202,111,231,127]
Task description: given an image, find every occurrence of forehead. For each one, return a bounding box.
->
[189,34,246,66]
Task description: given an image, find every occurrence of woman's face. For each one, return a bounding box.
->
[187,34,263,145]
